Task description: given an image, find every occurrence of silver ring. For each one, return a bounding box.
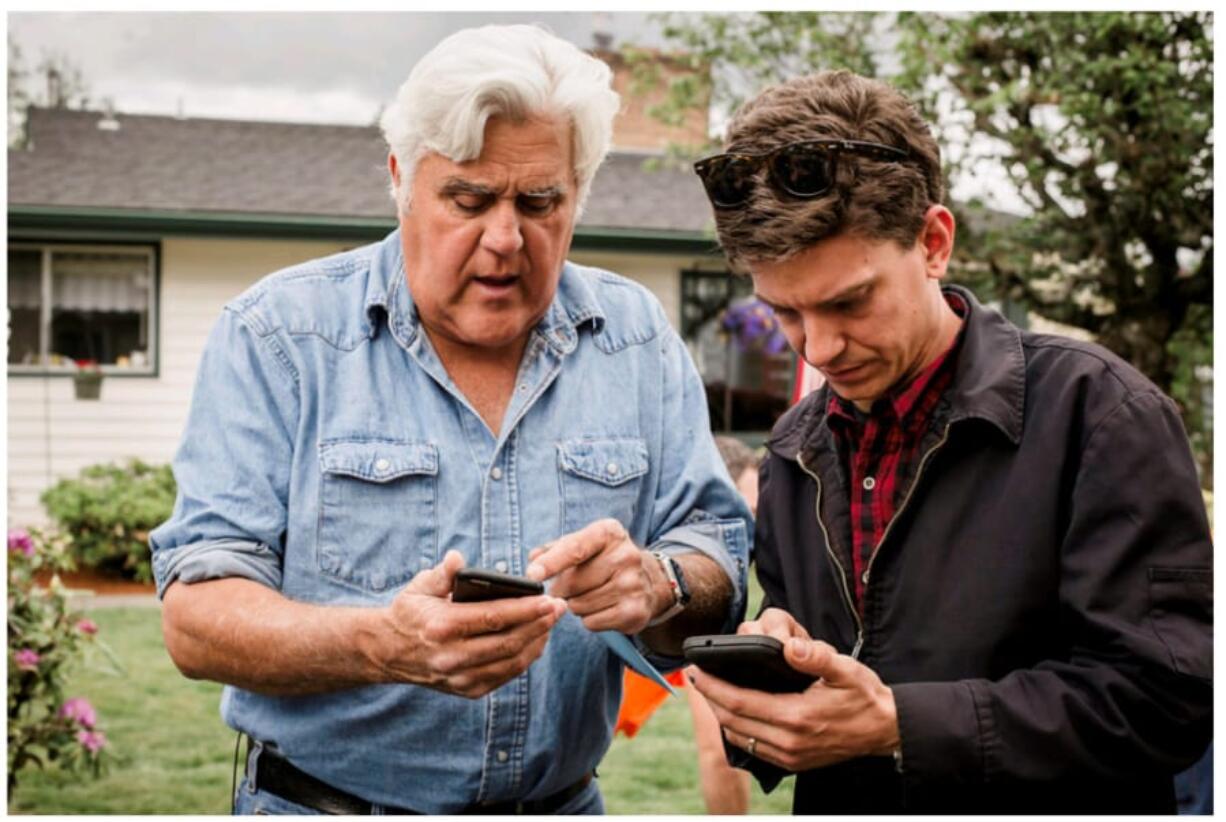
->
[746,736,758,757]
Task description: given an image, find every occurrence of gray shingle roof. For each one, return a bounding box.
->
[9,108,714,235]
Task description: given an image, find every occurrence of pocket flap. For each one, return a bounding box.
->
[558,437,649,487]
[319,440,438,483]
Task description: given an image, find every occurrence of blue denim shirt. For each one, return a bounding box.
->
[149,230,750,812]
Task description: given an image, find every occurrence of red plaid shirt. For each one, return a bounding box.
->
[827,293,967,613]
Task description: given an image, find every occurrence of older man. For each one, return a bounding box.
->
[150,25,749,815]
[687,71,1212,813]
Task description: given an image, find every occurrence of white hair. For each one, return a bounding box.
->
[379,24,620,219]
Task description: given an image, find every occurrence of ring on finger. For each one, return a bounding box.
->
[746,736,758,757]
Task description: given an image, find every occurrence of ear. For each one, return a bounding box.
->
[388,152,401,190]
[919,204,956,282]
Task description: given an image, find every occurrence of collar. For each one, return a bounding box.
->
[769,284,1025,460]
[364,229,607,356]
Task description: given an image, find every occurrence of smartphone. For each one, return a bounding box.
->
[452,567,545,603]
[682,634,816,693]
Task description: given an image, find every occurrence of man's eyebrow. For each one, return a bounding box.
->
[439,178,496,197]
[519,185,567,198]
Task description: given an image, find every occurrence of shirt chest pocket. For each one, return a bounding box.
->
[317,439,438,593]
[556,437,649,535]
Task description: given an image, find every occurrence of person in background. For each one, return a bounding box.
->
[150,24,750,815]
[687,69,1212,813]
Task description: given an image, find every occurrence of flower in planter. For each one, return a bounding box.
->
[720,297,790,354]
[8,528,35,557]
[61,697,98,728]
[74,359,103,374]
[75,618,99,635]
[14,648,41,670]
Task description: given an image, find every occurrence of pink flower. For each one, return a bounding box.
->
[60,697,97,728]
[7,529,35,557]
[76,729,107,754]
[75,618,99,635]
[14,648,40,670]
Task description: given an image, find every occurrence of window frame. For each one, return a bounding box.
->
[7,239,162,378]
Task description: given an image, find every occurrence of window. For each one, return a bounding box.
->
[8,243,158,375]
[682,269,795,433]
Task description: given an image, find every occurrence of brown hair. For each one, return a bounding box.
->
[713,70,943,268]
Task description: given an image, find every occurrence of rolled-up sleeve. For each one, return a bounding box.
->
[149,303,299,599]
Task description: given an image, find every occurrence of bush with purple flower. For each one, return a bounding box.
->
[8,526,119,791]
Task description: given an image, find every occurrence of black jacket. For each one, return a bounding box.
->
[745,286,1212,813]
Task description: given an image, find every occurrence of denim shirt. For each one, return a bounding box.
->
[149,230,750,812]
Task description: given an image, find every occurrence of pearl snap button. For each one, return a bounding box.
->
[490,466,503,480]
[496,750,509,763]
[495,561,508,573]
[374,458,390,472]
[606,462,619,476]
[862,476,876,491]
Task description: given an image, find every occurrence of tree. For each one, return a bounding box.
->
[8,35,92,148]
[643,11,1213,484]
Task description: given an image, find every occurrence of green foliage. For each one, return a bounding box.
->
[40,460,177,582]
[644,11,1213,483]
[7,527,121,793]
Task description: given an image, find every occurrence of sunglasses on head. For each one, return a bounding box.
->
[693,138,909,209]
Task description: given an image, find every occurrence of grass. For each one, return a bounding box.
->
[9,575,794,814]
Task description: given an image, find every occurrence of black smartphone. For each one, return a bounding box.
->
[682,634,816,693]
[452,567,545,603]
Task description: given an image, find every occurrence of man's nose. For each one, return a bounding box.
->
[801,318,846,370]
[480,201,525,257]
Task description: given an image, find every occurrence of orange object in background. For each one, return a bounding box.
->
[614,668,687,738]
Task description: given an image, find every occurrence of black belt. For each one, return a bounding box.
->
[246,738,593,815]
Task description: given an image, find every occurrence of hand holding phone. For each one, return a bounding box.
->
[452,567,545,603]
[682,634,816,693]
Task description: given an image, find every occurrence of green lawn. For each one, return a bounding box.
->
[9,581,793,814]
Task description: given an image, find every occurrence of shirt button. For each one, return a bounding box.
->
[495,560,508,573]
[861,569,870,584]
[490,466,503,480]
[862,476,876,491]
[374,458,390,472]
[496,750,509,763]
[518,383,529,392]
[606,462,619,477]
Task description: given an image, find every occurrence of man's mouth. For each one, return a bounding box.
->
[825,363,868,379]
[472,274,520,293]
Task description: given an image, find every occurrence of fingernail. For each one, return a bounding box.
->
[687,674,696,685]
[790,638,810,659]
[525,563,544,581]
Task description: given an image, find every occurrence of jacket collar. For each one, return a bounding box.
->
[364,229,606,356]
[770,283,1026,460]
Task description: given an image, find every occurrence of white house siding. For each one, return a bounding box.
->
[6,236,350,528]
[6,237,706,527]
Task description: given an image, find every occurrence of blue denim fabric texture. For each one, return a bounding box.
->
[150,229,750,813]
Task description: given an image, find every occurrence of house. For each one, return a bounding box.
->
[7,63,779,527]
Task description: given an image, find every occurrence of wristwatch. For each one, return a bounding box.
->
[647,550,692,626]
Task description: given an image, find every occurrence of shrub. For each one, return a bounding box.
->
[39,460,176,583]
[7,526,120,792]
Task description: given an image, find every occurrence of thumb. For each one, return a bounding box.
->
[405,550,465,598]
[784,638,856,684]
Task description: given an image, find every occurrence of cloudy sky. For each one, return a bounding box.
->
[9,11,666,125]
[8,9,1030,213]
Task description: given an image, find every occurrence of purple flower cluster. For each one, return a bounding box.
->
[8,528,35,557]
[14,648,41,671]
[721,298,789,354]
[60,697,98,728]
[76,729,107,754]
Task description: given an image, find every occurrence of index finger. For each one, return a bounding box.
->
[443,595,564,639]
[688,665,792,726]
[525,519,622,582]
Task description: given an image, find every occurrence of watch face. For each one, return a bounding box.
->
[669,557,692,605]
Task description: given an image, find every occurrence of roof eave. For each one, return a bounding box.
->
[8,205,722,255]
